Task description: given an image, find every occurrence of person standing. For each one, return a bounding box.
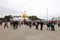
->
[4,20,9,29]
[40,21,44,30]
[35,22,38,29]
[29,21,32,28]
[35,22,39,30]
[12,21,19,29]
[51,21,55,31]
[47,21,51,30]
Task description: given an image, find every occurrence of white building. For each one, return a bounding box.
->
[10,16,30,21]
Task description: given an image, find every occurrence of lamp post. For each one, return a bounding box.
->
[47,8,48,21]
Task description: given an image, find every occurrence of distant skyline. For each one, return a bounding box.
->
[0,0,60,20]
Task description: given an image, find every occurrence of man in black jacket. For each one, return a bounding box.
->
[40,21,44,30]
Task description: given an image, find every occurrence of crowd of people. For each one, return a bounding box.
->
[47,21,55,31]
[1,19,55,31]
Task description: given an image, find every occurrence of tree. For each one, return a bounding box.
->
[28,15,38,20]
[4,15,13,21]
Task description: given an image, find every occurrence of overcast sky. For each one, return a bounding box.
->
[0,0,60,20]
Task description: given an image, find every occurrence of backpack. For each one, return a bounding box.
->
[52,23,54,26]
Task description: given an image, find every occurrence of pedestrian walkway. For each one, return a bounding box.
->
[0,24,60,40]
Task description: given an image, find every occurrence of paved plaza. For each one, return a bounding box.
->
[0,23,60,40]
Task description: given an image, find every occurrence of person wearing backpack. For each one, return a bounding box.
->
[51,21,55,31]
[47,21,51,30]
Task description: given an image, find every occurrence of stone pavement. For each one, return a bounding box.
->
[0,24,60,40]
